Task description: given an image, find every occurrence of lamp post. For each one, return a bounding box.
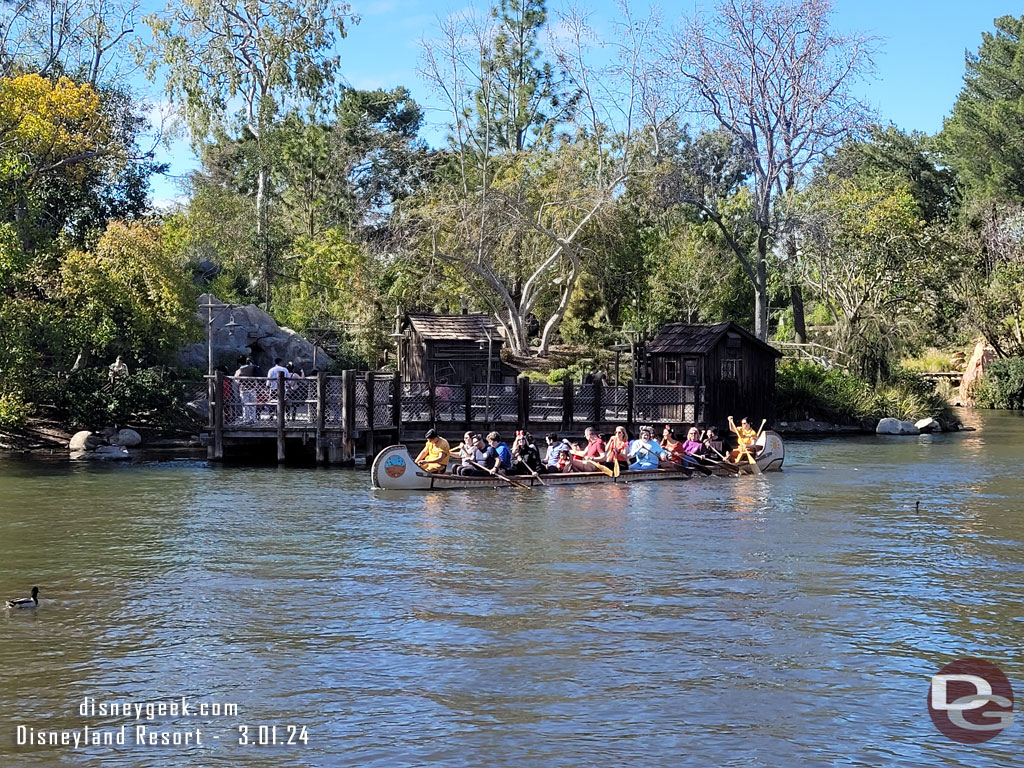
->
[476,324,497,423]
[201,301,240,378]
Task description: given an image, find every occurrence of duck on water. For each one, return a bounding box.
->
[6,587,40,609]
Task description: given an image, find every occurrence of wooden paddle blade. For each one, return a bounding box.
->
[613,458,621,478]
[587,460,614,477]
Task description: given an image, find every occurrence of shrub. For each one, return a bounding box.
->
[0,391,33,431]
[975,357,1024,409]
[776,360,950,423]
[45,368,191,430]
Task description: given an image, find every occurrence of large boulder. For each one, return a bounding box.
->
[958,340,995,406]
[914,417,942,433]
[110,428,142,447]
[180,294,333,373]
[69,431,105,451]
[876,418,920,435]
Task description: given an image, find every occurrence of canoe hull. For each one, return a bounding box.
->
[371,431,785,489]
[371,445,692,490]
[711,430,785,475]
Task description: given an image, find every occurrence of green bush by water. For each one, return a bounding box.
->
[776,361,949,424]
[974,357,1024,409]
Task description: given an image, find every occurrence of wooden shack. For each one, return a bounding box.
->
[398,313,517,384]
[643,321,781,426]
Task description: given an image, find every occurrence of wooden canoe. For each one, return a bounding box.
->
[371,445,693,490]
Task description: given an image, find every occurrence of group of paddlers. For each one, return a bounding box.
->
[414,416,765,478]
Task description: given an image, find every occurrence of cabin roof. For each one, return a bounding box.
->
[646,321,782,357]
[405,313,497,342]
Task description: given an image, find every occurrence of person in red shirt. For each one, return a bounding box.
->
[570,426,608,471]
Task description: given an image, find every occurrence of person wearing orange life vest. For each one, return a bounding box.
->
[727,416,760,463]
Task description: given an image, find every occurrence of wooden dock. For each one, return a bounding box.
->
[203,372,706,464]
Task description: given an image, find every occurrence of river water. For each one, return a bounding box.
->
[1,410,1022,766]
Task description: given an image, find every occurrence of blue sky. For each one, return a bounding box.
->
[145,0,1019,203]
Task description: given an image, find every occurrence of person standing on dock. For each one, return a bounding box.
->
[416,429,451,473]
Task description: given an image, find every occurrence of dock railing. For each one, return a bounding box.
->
[209,372,707,459]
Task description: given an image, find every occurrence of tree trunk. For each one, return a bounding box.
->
[791,284,806,344]
[754,231,770,341]
[257,165,270,310]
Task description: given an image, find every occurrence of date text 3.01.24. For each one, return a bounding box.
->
[238,725,309,746]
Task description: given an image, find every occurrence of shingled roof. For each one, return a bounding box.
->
[646,321,781,356]
[405,313,497,341]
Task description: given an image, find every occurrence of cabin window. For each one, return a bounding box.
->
[721,358,741,380]
[665,359,679,384]
[684,358,698,386]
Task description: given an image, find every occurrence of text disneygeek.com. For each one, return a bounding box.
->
[11,696,309,750]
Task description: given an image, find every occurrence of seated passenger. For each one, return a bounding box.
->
[543,432,572,473]
[703,425,725,458]
[681,427,707,462]
[415,428,450,473]
[511,431,542,474]
[604,426,630,466]
[486,431,513,474]
[570,426,608,471]
[628,426,670,470]
[727,416,760,463]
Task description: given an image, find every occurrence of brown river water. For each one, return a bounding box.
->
[1,409,1022,766]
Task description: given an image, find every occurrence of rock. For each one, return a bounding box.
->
[958,339,995,406]
[876,418,920,435]
[180,293,333,373]
[69,431,105,451]
[185,398,210,421]
[111,428,142,447]
[914,417,941,433]
[91,445,130,460]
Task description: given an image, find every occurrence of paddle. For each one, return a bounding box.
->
[471,460,531,489]
[613,457,621,478]
[582,458,614,477]
[702,442,742,474]
[666,453,712,476]
[517,457,547,486]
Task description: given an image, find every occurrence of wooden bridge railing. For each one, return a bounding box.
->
[208,371,706,460]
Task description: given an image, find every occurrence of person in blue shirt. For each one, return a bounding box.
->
[486,431,512,472]
[543,432,572,472]
[628,425,670,470]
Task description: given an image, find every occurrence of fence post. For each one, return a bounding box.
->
[365,371,376,460]
[561,378,573,433]
[626,380,635,433]
[207,376,215,430]
[315,372,326,463]
[213,371,224,460]
[518,376,529,428]
[341,370,355,437]
[392,372,402,443]
[593,380,603,426]
[464,381,472,427]
[276,370,286,462]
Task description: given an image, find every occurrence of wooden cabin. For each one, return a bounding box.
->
[398,313,517,384]
[643,321,781,426]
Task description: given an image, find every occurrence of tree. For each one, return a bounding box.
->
[60,220,197,363]
[797,177,948,381]
[1,0,141,85]
[144,0,357,309]
[961,205,1024,358]
[941,15,1024,201]
[821,125,958,224]
[662,0,875,340]
[414,1,650,356]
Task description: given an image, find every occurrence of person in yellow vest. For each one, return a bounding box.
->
[415,428,451,473]
[727,416,760,464]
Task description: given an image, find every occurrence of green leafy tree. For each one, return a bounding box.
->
[941,15,1024,201]
[144,0,357,309]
